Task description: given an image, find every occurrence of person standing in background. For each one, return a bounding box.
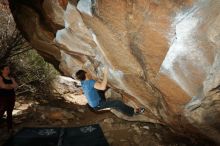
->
[0,65,18,132]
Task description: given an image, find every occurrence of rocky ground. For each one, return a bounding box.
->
[0,94,214,146]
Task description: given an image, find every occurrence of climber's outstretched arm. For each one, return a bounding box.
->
[94,67,108,90]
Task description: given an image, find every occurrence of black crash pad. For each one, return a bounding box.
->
[3,124,109,146]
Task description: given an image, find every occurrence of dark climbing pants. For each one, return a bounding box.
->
[0,96,15,129]
[93,100,134,116]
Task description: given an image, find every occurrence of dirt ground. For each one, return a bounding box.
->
[0,95,215,146]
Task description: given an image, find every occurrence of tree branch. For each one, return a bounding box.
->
[9,48,32,57]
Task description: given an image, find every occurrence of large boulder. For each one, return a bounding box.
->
[8,0,220,143]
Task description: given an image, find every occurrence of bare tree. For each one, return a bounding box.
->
[0,1,59,99]
[0,2,31,64]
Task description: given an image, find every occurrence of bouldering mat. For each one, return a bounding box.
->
[3,124,109,146]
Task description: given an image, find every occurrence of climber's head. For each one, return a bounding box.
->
[75,70,87,81]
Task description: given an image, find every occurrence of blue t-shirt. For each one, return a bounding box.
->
[81,80,101,108]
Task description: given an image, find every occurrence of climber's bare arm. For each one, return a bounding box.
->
[94,67,108,90]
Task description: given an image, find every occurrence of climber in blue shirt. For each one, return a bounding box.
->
[75,67,144,116]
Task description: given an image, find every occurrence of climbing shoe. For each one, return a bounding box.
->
[135,108,145,115]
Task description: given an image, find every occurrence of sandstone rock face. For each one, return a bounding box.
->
[9,0,220,143]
